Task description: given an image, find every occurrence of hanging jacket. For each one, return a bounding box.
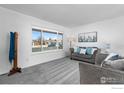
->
[9,32,15,64]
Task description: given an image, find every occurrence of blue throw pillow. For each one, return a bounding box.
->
[86,48,92,55]
[77,47,81,53]
[109,55,119,61]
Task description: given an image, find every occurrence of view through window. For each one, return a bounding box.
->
[32,28,63,52]
[43,31,57,51]
[32,29,42,52]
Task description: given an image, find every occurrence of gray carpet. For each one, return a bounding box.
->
[0,58,80,84]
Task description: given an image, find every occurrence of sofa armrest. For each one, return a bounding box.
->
[95,53,108,65]
[92,49,101,59]
[70,48,74,54]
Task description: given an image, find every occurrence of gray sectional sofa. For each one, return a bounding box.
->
[79,54,124,84]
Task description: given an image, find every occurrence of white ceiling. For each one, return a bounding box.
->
[1,4,124,28]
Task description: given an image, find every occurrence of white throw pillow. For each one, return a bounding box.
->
[80,48,86,54]
[74,46,78,53]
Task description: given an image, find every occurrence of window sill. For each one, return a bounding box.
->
[32,49,64,55]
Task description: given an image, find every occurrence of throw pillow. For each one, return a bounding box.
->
[80,48,86,54]
[86,47,92,55]
[104,53,119,61]
[74,46,78,53]
[109,55,119,61]
[77,47,81,53]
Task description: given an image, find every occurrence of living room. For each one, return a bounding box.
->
[0,4,124,85]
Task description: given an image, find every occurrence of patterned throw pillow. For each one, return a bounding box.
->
[80,48,86,54]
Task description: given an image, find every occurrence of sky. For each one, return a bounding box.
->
[32,31,63,40]
[43,32,57,40]
[32,31,41,40]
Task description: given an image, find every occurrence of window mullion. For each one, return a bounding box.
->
[57,32,58,50]
[41,30,43,52]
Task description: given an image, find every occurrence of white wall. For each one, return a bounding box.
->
[72,16,124,56]
[0,7,71,75]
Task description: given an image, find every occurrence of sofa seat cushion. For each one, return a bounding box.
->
[72,53,92,59]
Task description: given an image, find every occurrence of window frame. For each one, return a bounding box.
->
[58,32,63,49]
[32,27,64,54]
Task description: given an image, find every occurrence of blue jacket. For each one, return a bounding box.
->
[9,32,15,64]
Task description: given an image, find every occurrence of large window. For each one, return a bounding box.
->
[32,28,63,52]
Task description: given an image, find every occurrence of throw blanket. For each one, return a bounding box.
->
[9,32,15,64]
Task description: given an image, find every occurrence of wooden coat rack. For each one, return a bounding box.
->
[8,32,21,76]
